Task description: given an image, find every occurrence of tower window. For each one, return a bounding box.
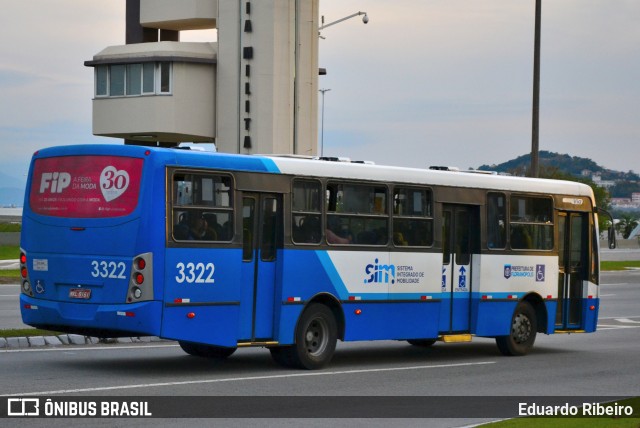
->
[95,62,172,97]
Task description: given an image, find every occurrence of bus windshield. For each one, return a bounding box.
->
[29,155,144,218]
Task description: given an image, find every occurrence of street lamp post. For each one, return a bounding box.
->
[319,11,369,31]
[319,88,331,157]
[531,0,542,178]
[317,11,369,155]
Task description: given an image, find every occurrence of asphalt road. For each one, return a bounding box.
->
[0,284,31,330]
[600,246,640,261]
[1,269,639,427]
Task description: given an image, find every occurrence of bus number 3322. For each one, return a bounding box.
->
[175,262,216,284]
[90,261,127,279]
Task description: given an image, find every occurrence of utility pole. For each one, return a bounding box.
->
[531,0,542,178]
[319,88,331,157]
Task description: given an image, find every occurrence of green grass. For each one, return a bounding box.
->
[0,223,21,232]
[601,261,640,271]
[0,245,19,260]
[481,397,640,427]
[0,269,19,278]
[0,328,63,338]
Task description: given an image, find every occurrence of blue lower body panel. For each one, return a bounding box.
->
[20,295,162,337]
[473,300,517,337]
[161,304,239,347]
[344,302,440,341]
[583,298,599,333]
[276,304,304,345]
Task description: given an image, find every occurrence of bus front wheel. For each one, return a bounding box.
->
[496,301,537,356]
[178,341,237,359]
[270,303,337,370]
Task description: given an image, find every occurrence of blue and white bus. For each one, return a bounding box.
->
[20,145,610,369]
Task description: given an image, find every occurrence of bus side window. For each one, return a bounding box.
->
[174,212,190,240]
[487,192,506,249]
[509,195,553,250]
[292,180,322,245]
[393,187,433,247]
[325,182,388,246]
[171,172,234,243]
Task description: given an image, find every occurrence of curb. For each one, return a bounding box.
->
[0,334,167,349]
[0,260,19,270]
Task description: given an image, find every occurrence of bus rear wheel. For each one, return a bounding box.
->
[496,301,537,356]
[270,303,337,370]
[178,341,237,359]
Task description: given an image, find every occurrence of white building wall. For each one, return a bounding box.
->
[216,0,319,156]
[91,0,319,155]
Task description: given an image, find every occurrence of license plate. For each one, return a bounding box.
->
[69,288,91,299]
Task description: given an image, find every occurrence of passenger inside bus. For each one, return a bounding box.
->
[326,216,352,244]
[326,228,351,244]
[189,214,217,241]
[293,215,321,244]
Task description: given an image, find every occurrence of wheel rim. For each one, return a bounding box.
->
[304,317,329,357]
[512,313,532,344]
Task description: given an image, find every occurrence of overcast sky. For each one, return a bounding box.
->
[1,0,638,186]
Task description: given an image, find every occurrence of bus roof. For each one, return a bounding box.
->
[33,144,595,200]
[264,155,594,199]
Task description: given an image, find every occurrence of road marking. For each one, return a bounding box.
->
[0,361,496,397]
[598,324,640,330]
[616,318,640,324]
[599,294,616,297]
[600,315,640,320]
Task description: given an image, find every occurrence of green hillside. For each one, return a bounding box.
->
[478,151,640,198]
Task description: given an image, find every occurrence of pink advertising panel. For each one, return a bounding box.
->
[29,156,144,218]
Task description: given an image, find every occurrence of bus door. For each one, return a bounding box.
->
[240,193,282,341]
[556,212,588,330]
[441,204,479,333]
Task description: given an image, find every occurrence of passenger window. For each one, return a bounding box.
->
[325,182,388,246]
[510,195,553,250]
[393,187,433,247]
[487,193,506,249]
[172,173,234,242]
[292,180,322,244]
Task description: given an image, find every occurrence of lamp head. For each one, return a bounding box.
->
[362,13,369,24]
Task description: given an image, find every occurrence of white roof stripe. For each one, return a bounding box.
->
[267,157,594,199]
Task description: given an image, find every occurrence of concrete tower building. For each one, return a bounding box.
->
[85,0,319,156]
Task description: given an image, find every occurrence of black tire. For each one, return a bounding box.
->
[407,339,437,347]
[178,341,237,359]
[270,303,337,370]
[496,301,537,356]
[269,345,297,367]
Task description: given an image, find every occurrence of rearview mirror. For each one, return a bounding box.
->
[608,226,617,249]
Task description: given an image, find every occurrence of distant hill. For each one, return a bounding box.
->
[478,151,639,181]
[479,151,597,175]
[477,151,640,198]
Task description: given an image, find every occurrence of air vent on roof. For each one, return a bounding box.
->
[318,156,352,163]
[429,166,460,171]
